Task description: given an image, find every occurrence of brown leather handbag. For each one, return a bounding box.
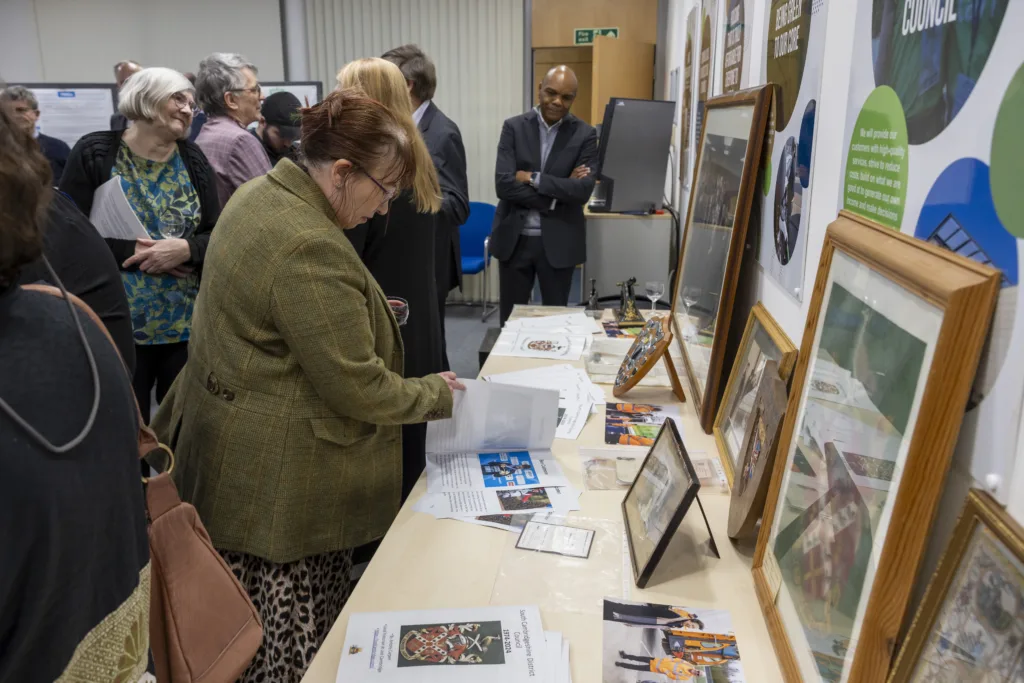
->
[24,284,263,682]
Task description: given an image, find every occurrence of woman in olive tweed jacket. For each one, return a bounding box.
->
[151,89,463,682]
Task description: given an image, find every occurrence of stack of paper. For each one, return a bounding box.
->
[490,313,601,362]
[416,380,582,520]
[485,364,604,440]
[337,605,565,682]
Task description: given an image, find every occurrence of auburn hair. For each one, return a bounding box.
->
[336,58,442,214]
[299,87,417,195]
[0,106,51,288]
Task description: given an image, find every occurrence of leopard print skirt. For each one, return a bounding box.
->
[222,548,354,683]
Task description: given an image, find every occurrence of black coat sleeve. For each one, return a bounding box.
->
[494,120,553,210]
[182,142,220,266]
[58,138,100,216]
[535,128,599,205]
[435,129,470,228]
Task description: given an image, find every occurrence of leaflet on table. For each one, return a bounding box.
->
[602,598,746,682]
[604,402,683,447]
[516,520,595,559]
[504,312,602,334]
[490,330,591,361]
[555,400,590,441]
[426,380,558,454]
[425,450,569,493]
[413,485,581,517]
[337,605,546,682]
[89,176,150,240]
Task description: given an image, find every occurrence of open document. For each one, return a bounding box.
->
[485,365,604,440]
[413,486,580,517]
[88,176,149,240]
[425,451,569,493]
[337,605,547,682]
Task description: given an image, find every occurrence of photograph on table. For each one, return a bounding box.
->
[398,621,506,667]
[727,359,788,540]
[670,85,772,434]
[889,489,1024,683]
[605,402,683,447]
[622,419,701,588]
[613,315,686,402]
[713,303,797,486]
[603,598,747,682]
[752,212,1000,683]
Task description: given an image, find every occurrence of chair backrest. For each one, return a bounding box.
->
[460,202,497,259]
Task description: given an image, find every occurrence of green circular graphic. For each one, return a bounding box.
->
[842,86,909,229]
[766,0,812,131]
[990,61,1024,238]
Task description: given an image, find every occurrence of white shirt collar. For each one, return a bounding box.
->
[412,100,430,126]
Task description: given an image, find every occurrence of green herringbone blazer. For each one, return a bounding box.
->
[151,159,452,563]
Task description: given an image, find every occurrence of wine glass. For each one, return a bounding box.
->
[388,297,410,326]
[645,281,665,311]
[158,209,190,239]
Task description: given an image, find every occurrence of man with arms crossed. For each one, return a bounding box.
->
[491,65,597,325]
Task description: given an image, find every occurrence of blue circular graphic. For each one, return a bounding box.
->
[797,99,816,188]
[914,158,1017,287]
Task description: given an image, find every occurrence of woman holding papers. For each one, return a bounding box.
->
[60,67,219,419]
[337,57,444,502]
[149,89,464,683]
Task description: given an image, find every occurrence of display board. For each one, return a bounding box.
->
[839,0,1024,503]
[680,8,698,190]
[12,83,117,149]
[754,0,829,303]
[261,81,323,107]
[721,0,754,93]
[694,1,718,149]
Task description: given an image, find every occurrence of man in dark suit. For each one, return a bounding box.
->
[0,86,71,181]
[383,44,470,371]
[491,66,598,324]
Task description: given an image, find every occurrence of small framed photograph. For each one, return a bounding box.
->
[888,489,1024,682]
[622,418,701,588]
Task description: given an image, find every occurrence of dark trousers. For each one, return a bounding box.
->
[401,422,428,503]
[498,235,575,325]
[435,229,452,372]
[133,341,188,422]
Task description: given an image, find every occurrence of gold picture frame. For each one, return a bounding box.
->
[669,85,772,435]
[751,211,1000,683]
[713,302,797,487]
[888,489,1024,682]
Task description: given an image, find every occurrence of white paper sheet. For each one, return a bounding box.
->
[544,632,562,683]
[516,521,595,558]
[426,380,558,454]
[88,176,149,240]
[485,365,603,439]
[504,312,602,334]
[490,330,590,361]
[413,486,581,517]
[425,450,569,493]
[555,400,591,441]
[337,605,546,681]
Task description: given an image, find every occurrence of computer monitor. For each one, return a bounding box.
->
[589,98,675,213]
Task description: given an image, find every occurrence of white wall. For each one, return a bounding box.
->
[0,0,284,84]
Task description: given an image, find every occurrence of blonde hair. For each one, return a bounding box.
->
[336,58,441,213]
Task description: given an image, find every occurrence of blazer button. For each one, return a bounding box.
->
[222,389,235,401]
[206,373,219,394]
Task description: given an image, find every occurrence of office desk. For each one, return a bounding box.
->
[302,307,784,682]
[584,210,675,303]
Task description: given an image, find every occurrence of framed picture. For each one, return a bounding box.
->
[888,489,1024,682]
[714,302,797,486]
[727,359,787,540]
[670,85,772,434]
[622,418,700,589]
[612,315,686,402]
[752,211,1000,683]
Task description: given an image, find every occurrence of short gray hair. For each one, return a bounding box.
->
[118,67,194,121]
[196,53,258,116]
[0,86,38,110]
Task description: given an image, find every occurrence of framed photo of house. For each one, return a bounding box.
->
[669,85,772,434]
[888,489,1024,682]
[622,418,702,589]
[727,359,788,540]
[714,303,797,486]
[752,211,1000,683]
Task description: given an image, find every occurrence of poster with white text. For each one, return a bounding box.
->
[840,0,1024,503]
[722,0,755,93]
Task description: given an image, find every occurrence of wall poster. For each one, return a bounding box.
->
[840,0,1024,502]
[680,9,697,189]
[695,1,718,149]
[722,0,754,93]
[756,0,829,302]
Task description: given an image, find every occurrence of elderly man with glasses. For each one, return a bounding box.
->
[194,52,271,209]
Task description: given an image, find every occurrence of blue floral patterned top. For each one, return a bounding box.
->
[113,142,201,345]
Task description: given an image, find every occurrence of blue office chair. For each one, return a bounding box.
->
[460,201,498,320]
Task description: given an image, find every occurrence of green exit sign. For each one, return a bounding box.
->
[574,27,619,45]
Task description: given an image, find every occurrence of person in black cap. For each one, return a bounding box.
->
[253,91,301,165]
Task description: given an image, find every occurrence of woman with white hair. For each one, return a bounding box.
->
[61,66,219,419]
[194,52,271,208]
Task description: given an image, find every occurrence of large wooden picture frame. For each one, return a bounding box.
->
[888,489,1024,682]
[669,85,772,434]
[714,303,797,487]
[752,211,1000,683]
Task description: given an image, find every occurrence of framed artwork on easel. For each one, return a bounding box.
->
[669,84,772,434]
[751,211,1000,683]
